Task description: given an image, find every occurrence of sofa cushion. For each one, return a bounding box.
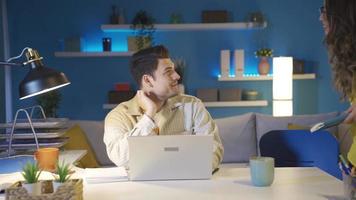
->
[256,112,339,154]
[287,123,309,130]
[63,124,100,168]
[68,120,114,166]
[215,112,257,163]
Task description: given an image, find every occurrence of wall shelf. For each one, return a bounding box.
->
[103,104,117,109]
[101,22,267,32]
[103,100,268,109]
[218,73,316,81]
[203,100,268,107]
[54,51,133,57]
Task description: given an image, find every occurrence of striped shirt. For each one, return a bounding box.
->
[104,94,224,169]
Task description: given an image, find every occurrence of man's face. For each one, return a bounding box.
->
[149,58,181,100]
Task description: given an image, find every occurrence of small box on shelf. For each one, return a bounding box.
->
[293,59,305,74]
[108,91,135,104]
[114,83,130,92]
[219,88,242,101]
[202,10,228,23]
[64,37,85,52]
[197,89,218,102]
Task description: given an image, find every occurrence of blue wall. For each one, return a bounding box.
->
[0,1,5,123]
[4,0,349,120]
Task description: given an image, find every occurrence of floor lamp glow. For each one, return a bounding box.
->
[273,57,293,116]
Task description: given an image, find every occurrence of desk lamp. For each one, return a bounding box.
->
[0,47,70,99]
[0,47,70,155]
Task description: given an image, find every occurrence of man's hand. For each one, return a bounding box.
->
[137,90,157,118]
[344,104,356,124]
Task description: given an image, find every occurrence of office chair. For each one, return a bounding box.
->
[259,130,341,179]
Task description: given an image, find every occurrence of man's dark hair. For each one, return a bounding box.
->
[130,45,169,87]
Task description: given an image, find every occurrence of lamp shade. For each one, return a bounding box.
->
[19,65,70,100]
[17,48,70,100]
[273,57,293,116]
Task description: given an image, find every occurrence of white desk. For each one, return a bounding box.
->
[84,165,344,200]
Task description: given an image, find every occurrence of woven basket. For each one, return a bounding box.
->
[5,179,83,200]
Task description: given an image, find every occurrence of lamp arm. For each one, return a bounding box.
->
[6,47,31,62]
[0,61,23,66]
[0,47,33,66]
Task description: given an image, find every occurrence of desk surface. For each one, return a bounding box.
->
[84,165,344,200]
[0,163,344,200]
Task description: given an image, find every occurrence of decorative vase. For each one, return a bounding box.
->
[22,182,42,195]
[258,56,270,75]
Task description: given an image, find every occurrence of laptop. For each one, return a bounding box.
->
[128,135,213,181]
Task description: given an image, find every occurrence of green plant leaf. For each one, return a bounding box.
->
[54,160,72,183]
[36,90,61,118]
[22,161,41,183]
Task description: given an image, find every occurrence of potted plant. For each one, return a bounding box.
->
[21,161,42,195]
[52,161,72,192]
[173,58,186,94]
[36,90,62,118]
[128,10,155,51]
[255,48,273,75]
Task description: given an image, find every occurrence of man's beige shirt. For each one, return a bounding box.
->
[104,94,224,169]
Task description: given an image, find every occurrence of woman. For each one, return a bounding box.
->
[319,0,356,174]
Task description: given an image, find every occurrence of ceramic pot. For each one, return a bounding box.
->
[258,57,270,75]
[52,181,63,192]
[22,182,41,195]
[127,36,151,52]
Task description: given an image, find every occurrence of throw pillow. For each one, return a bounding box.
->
[256,112,339,155]
[215,112,257,163]
[63,124,100,168]
[287,123,310,130]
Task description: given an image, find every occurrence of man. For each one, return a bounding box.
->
[104,45,224,169]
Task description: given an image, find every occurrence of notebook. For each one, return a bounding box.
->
[128,135,213,181]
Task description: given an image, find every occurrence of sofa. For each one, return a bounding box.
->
[69,112,352,167]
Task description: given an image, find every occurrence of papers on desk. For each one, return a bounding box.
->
[84,167,128,184]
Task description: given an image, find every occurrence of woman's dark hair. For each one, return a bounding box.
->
[130,45,169,87]
[324,0,356,100]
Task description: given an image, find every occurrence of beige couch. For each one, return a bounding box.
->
[71,112,352,167]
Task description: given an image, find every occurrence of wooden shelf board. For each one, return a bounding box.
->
[101,22,267,32]
[103,100,268,109]
[54,51,133,57]
[203,100,268,107]
[218,73,316,81]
